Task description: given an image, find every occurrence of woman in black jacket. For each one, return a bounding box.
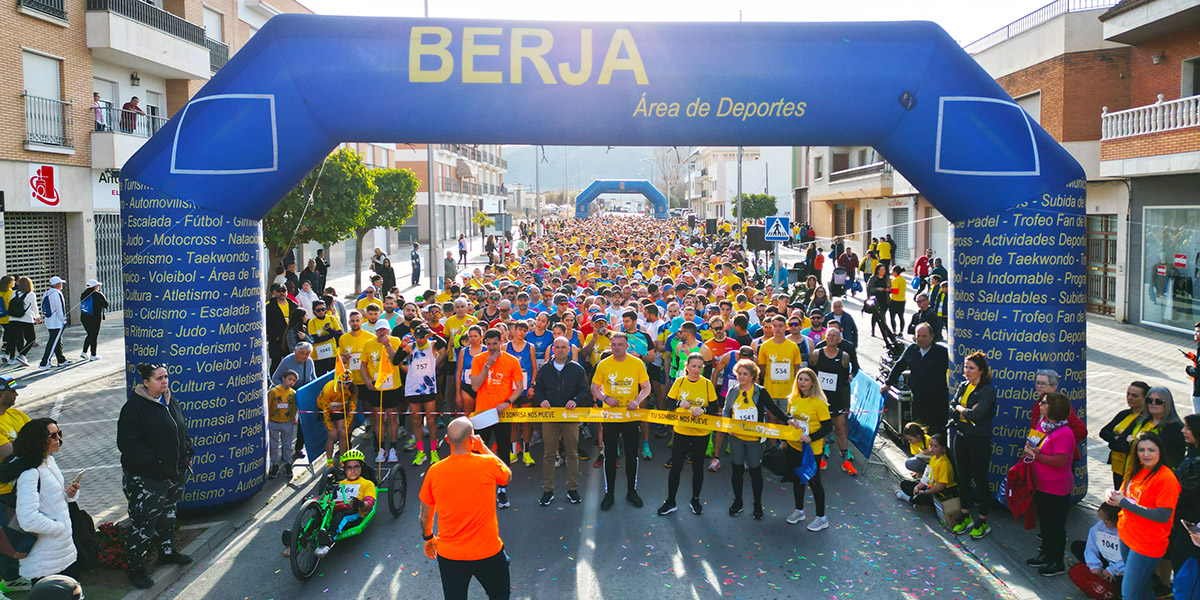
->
[867,264,894,341]
[1170,413,1200,576]
[379,258,396,294]
[78,279,108,361]
[948,351,996,540]
[116,363,194,589]
[1099,381,1150,489]
[1123,386,1186,475]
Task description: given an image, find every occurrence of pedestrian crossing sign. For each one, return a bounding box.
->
[764,216,790,241]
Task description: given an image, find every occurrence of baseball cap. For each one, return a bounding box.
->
[0,377,26,392]
[810,308,825,316]
[86,278,102,288]
[374,321,392,331]
[27,575,80,600]
[591,314,609,323]
[48,276,64,285]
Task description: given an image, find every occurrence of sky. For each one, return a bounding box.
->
[296,0,1065,47]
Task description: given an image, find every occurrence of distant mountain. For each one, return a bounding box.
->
[502,146,676,190]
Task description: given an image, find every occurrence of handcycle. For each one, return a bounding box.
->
[284,458,407,581]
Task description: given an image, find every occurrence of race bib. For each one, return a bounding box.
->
[919,465,933,486]
[411,360,432,376]
[817,371,838,391]
[341,483,361,499]
[348,353,362,371]
[796,419,810,435]
[770,362,790,382]
[315,341,335,360]
[1027,429,1047,447]
[733,405,757,422]
[379,375,394,389]
[1096,531,1122,564]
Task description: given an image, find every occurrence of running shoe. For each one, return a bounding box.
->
[657,500,678,516]
[842,460,858,476]
[578,447,589,460]
[530,431,543,447]
[895,490,911,502]
[1038,562,1065,577]
[375,449,387,464]
[626,490,644,508]
[600,493,615,511]
[404,437,418,451]
[642,442,652,461]
[15,357,28,367]
[566,489,582,504]
[539,492,554,506]
[593,453,605,469]
[497,489,510,509]
[387,448,399,463]
[663,459,672,469]
[952,516,975,536]
[729,498,744,516]
[509,452,520,465]
[412,451,428,466]
[708,458,720,472]
[819,458,828,471]
[555,454,565,468]
[753,504,764,520]
[0,578,31,592]
[689,497,703,515]
[523,452,536,467]
[786,509,806,524]
[969,522,991,539]
[79,352,88,360]
[430,450,440,463]
[806,516,829,532]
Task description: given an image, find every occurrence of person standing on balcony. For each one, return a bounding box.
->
[120,97,144,134]
[93,92,106,132]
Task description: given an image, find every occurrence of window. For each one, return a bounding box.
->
[1015,91,1041,124]
[814,156,824,180]
[857,149,868,166]
[1183,57,1200,98]
[203,6,223,42]
[1142,206,1200,332]
[23,51,69,148]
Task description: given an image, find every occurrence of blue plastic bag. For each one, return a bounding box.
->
[794,444,818,484]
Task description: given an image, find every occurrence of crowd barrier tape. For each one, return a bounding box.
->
[494,407,805,442]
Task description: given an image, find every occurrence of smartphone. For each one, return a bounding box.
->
[72,470,86,486]
[1183,520,1200,536]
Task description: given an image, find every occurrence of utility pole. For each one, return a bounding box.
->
[534,148,540,233]
[424,0,437,290]
[736,146,743,250]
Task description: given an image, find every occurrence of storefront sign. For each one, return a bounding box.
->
[1157,265,1168,276]
[1175,253,1187,269]
[28,164,60,207]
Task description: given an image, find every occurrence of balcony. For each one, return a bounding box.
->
[90,104,165,169]
[828,161,891,182]
[17,0,67,24]
[1100,0,1200,44]
[86,0,210,80]
[23,94,74,154]
[1099,94,1200,177]
[964,0,1119,54]
[206,38,229,73]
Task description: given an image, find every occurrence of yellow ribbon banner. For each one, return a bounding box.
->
[495,407,802,442]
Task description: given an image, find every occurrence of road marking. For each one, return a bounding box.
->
[57,417,119,426]
[49,394,63,421]
[576,460,602,599]
[61,463,121,472]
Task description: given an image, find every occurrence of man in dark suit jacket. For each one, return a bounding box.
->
[824,299,859,348]
[265,283,299,374]
[908,293,944,342]
[881,323,949,436]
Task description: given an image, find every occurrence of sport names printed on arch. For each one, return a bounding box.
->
[950,181,1088,499]
[120,180,268,508]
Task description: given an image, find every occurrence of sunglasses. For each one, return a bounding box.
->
[48,430,63,440]
[1148,397,1166,405]
[788,322,802,327]
[344,463,362,470]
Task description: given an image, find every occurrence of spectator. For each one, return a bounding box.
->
[271,266,287,289]
[1171,413,1200,577]
[879,234,895,272]
[411,242,422,287]
[931,257,948,282]
[299,259,321,291]
[93,92,106,131]
[37,276,67,370]
[6,418,78,581]
[314,249,330,291]
[295,280,320,317]
[419,417,512,600]
[1126,386,1185,471]
[1027,370,1087,463]
[1025,391,1076,576]
[119,96,144,133]
[444,250,458,287]
[837,247,860,298]
[267,370,298,479]
[1107,431,1180,600]
[485,235,497,264]
[908,292,943,342]
[913,248,932,294]
[1188,321,1200,414]
[27,574,82,600]
[458,234,468,266]
[888,266,907,335]
[950,352,996,540]
[900,422,932,474]
[866,264,892,341]
[823,300,858,347]
[284,262,299,292]
[0,376,31,591]
[371,247,388,276]
[882,323,949,436]
[534,337,589,507]
[266,284,298,374]
[77,279,107,361]
[284,308,313,355]
[271,342,316,389]
[0,276,11,361]
[324,287,347,328]
[1069,504,1124,595]
[1100,381,1151,489]
[117,364,193,589]
[379,258,397,295]
[895,432,954,508]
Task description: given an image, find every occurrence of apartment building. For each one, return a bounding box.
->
[684,146,791,221]
[1,0,309,319]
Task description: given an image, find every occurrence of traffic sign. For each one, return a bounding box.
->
[764,216,790,241]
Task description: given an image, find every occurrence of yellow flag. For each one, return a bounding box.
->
[374,352,393,390]
[334,352,347,382]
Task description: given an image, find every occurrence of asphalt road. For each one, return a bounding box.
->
[163,436,1016,600]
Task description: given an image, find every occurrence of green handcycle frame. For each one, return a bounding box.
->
[288,463,407,581]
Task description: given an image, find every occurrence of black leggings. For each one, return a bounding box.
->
[81,316,101,356]
[4,321,34,358]
[731,464,764,505]
[889,299,905,331]
[602,422,640,495]
[953,433,991,517]
[479,422,511,477]
[667,433,706,502]
[786,445,824,516]
[900,480,936,506]
[1036,490,1069,561]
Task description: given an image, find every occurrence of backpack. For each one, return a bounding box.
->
[793,444,818,484]
[40,293,51,317]
[0,298,6,319]
[69,503,98,572]
[6,293,26,319]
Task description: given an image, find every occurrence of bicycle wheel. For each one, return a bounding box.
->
[289,499,325,581]
[387,464,407,517]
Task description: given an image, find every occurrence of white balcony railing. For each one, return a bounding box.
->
[1102,94,1200,140]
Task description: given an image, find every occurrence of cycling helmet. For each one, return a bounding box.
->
[340,449,366,464]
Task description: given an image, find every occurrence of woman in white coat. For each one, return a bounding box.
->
[12,418,79,580]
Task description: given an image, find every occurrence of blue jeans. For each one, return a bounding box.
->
[1121,540,1162,600]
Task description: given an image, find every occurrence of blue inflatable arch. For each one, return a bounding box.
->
[575,179,668,219]
[121,15,1087,510]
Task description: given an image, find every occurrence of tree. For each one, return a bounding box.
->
[262,147,374,277]
[472,211,495,248]
[351,167,419,293]
[731,193,778,221]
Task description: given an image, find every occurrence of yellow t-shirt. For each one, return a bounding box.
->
[925,453,956,488]
[443,314,479,361]
[338,330,373,385]
[362,336,403,391]
[957,383,976,422]
[0,408,31,494]
[436,292,452,304]
[356,297,383,313]
[878,240,892,260]
[668,376,718,437]
[0,290,11,325]
[785,394,831,454]
[267,385,296,423]
[890,275,906,302]
[591,356,649,408]
[909,434,931,457]
[728,389,761,442]
[719,274,741,289]
[308,314,343,360]
[756,338,803,400]
[276,299,291,322]
[584,333,611,358]
[336,477,377,516]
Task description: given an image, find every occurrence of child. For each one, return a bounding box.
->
[896,433,954,507]
[1069,504,1123,597]
[902,422,932,475]
[317,450,376,557]
[267,370,298,479]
